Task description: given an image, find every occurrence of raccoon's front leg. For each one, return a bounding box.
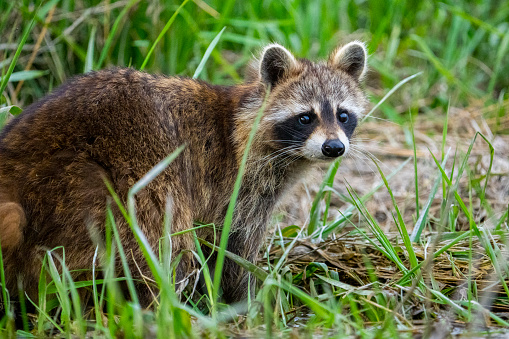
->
[220,227,265,303]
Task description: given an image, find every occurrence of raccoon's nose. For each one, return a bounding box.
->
[322,139,345,157]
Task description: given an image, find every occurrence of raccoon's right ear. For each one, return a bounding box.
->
[259,44,298,89]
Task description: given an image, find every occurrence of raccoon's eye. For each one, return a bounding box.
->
[338,110,349,123]
[298,113,313,125]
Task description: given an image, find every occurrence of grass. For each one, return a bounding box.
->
[1,0,509,337]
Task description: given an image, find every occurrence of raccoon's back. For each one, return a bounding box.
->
[0,68,185,173]
[0,68,200,244]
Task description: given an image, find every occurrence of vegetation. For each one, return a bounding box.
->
[1,0,508,337]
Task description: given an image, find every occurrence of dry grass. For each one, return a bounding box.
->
[268,98,509,336]
[281,99,509,230]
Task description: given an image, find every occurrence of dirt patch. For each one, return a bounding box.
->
[277,100,509,233]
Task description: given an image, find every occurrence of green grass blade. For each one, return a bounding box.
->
[26,294,64,333]
[199,237,268,282]
[200,237,335,322]
[308,158,341,236]
[410,34,473,95]
[0,238,12,330]
[409,111,419,220]
[45,250,71,332]
[140,0,191,71]
[0,15,36,97]
[440,3,506,38]
[410,150,450,242]
[96,0,138,69]
[441,104,450,200]
[127,145,186,284]
[488,29,509,109]
[428,147,509,299]
[362,72,422,121]
[345,182,408,273]
[193,26,226,79]
[0,70,48,83]
[319,158,411,239]
[84,25,97,73]
[192,231,214,307]
[398,230,472,285]
[107,207,140,307]
[373,160,419,270]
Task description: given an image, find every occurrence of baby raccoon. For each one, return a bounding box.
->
[0,42,368,305]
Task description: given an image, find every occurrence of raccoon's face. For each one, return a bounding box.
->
[258,42,368,161]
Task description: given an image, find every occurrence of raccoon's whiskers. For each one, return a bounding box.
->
[261,149,300,170]
[258,144,299,163]
[361,115,399,125]
[351,148,384,171]
[350,144,382,164]
[281,154,302,168]
[347,148,377,174]
[255,145,304,174]
[350,137,370,142]
[348,154,370,176]
[349,144,392,174]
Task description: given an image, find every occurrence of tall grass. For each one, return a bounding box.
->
[0,0,508,337]
[2,1,508,108]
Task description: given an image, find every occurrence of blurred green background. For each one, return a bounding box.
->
[1,0,508,123]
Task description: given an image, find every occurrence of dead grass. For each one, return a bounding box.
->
[267,98,509,336]
[280,99,509,230]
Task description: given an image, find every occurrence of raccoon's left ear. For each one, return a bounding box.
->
[329,41,368,81]
[259,44,298,89]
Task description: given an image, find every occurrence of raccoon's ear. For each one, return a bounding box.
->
[329,41,368,81]
[259,44,298,89]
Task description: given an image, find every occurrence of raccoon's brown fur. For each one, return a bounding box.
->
[0,42,368,305]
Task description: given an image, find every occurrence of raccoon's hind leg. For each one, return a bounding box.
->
[130,191,197,307]
[0,201,26,250]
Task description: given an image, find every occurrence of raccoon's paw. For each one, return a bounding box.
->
[0,202,26,250]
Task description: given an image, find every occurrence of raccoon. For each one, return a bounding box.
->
[0,42,368,305]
